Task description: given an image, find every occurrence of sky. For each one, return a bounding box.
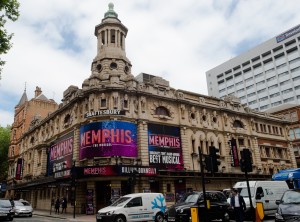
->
[1,0,300,127]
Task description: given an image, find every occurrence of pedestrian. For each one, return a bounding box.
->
[61,197,67,213]
[55,197,60,214]
[230,189,246,222]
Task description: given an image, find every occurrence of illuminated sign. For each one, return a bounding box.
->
[48,132,74,178]
[148,123,183,170]
[79,121,138,159]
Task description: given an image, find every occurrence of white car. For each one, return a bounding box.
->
[13,200,33,217]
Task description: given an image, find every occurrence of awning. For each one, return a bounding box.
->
[272,168,300,181]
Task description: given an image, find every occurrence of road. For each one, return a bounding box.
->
[13,216,66,222]
[12,216,276,222]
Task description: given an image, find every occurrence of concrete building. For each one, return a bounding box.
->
[6,4,296,214]
[206,24,300,112]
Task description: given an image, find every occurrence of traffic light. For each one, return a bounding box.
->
[240,149,253,172]
[204,155,213,172]
[209,146,221,172]
[71,162,77,187]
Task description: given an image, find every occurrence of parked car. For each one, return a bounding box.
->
[165,191,230,222]
[0,198,14,221]
[275,189,300,222]
[13,200,33,217]
[96,193,166,222]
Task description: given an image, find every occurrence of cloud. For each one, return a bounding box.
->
[1,0,300,127]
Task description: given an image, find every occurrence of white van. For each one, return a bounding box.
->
[96,193,166,222]
[233,181,289,218]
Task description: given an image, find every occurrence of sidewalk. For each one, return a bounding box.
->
[33,209,95,222]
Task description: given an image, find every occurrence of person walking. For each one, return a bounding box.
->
[55,197,60,214]
[230,189,246,222]
[61,197,67,213]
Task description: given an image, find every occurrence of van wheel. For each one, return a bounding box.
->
[114,215,126,222]
[155,212,164,222]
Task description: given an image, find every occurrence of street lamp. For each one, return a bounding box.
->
[71,161,76,219]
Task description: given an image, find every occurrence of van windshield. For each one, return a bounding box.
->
[240,188,254,197]
[111,197,130,206]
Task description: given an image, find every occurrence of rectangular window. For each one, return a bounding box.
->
[271,101,282,107]
[270,92,280,98]
[265,68,274,74]
[245,77,253,82]
[278,71,289,78]
[276,63,287,69]
[283,97,294,103]
[280,80,291,86]
[260,105,269,110]
[293,76,300,81]
[249,100,257,105]
[282,88,293,94]
[246,85,254,90]
[257,88,266,94]
[256,80,265,86]
[255,72,263,78]
[291,66,300,73]
[259,96,268,102]
[267,76,276,82]
[268,84,278,90]
[227,85,234,89]
[235,81,243,86]
[248,92,256,97]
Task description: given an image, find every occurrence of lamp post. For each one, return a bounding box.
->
[71,161,76,219]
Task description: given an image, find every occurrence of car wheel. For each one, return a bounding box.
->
[155,212,164,222]
[223,212,230,222]
[114,215,126,222]
[9,217,13,221]
[29,213,32,217]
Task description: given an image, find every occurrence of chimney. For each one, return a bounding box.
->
[35,86,42,98]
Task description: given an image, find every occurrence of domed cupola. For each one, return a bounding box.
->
[88,3,133,87]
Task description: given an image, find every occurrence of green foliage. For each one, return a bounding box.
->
[0,125,11,181]
[0,0,20,78]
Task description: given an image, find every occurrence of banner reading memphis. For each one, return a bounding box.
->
[80,121,138,159]
[148,123,184,170]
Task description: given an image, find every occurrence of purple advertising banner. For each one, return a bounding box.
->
[148,123,184,170]
[49,132,74,178]
[80,121,137,160]
[15,158,23,180]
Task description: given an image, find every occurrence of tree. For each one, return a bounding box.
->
[0,0,20,78]
[0,125,11,181]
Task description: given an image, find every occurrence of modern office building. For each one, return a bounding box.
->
[206,24,300,112]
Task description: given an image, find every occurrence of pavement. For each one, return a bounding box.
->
[33,209,95,222]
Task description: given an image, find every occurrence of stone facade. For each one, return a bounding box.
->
[6,4,296,213]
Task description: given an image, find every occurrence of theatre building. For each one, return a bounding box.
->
[6,4,297,213]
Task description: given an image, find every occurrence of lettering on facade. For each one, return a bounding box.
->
[276,24,300,43]
[84,109,125,118]
[80,129,132,147]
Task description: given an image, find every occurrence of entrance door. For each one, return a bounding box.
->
[150,181,160,193]
[174,179,186,202]
[96,181,111,210]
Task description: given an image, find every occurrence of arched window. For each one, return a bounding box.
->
[233,120,243,128]
[155,106,170,116]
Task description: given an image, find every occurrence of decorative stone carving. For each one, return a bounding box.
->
[199,97,205,104]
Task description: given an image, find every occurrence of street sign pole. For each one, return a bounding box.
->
[198,146,208,222]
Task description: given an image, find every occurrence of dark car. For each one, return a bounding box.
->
[165,191,230,222]
[0,199,14,221]
[275,189,300,222]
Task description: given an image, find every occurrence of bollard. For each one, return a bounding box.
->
[191,207,199,222]
[256,202,264,222]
